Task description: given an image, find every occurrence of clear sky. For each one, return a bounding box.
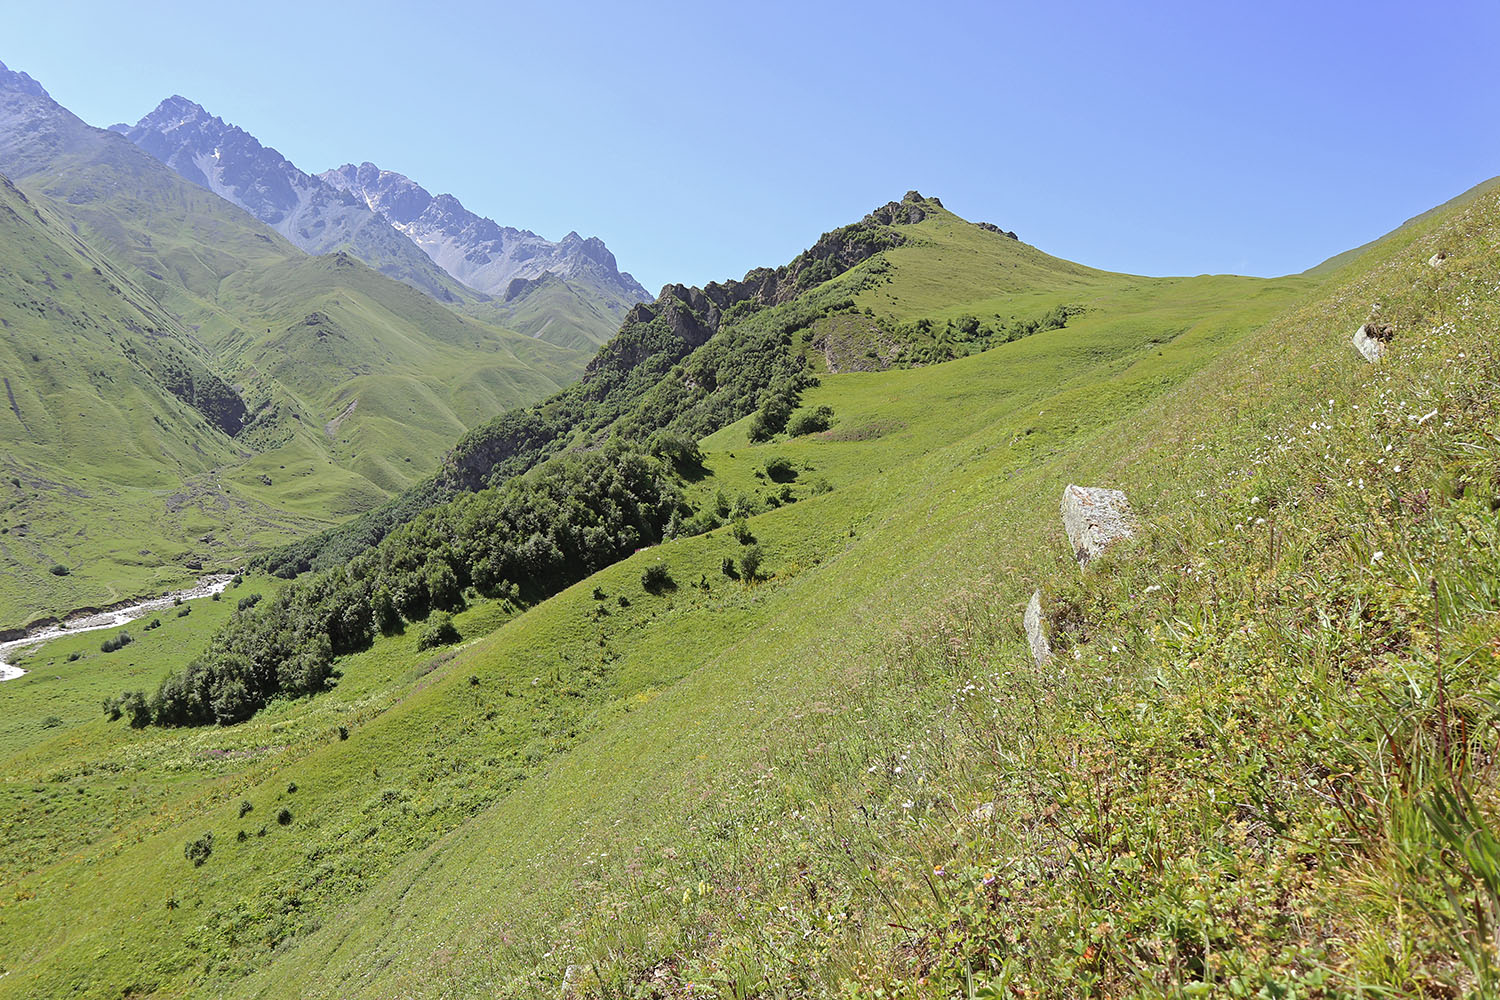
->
[6,0,1498,293]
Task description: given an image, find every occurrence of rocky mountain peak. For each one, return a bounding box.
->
[323,161,435,225]
[147,95,213,125]
[867,192,944,227]
[0,60,49,98]
[321,160,648,307]
[114,96,647,346]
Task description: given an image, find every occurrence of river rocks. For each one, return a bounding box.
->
[1023,590,1051,665]
[1061,485,1134,565]
[1353,322,1392,363]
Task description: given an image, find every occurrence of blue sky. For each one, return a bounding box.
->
[7,0,1498,293]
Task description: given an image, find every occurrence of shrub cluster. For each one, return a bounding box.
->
[895,304,1072,366]
[787,405,834,436]
[99,630,132,653]
[641,563,673,594]
[415,612,461,651]
[183,832,213,867]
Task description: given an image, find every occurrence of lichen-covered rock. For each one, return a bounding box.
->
[1024,589,1051,665]
[1353,322,1390,362]
[1061,485,1134,565]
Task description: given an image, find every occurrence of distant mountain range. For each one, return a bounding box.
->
[111,98,645,347]
[321,161,647,304]
[109,96,468,305]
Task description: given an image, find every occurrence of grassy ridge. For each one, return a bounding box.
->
[226,183,1499,998]
[256,195,1211,577]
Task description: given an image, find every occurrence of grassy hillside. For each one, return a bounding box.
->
[0,191,1323,994]
[216,183,1495,998]
[0,174,271,620]
[262,193,1200,577]
[1304,173,1500,275]
[475,271,648,353]
[2,172,1496,998]
[212,252,581,486]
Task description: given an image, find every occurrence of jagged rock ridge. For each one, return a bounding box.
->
[320,161,648,305]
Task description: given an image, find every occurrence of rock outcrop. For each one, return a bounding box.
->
[976,221,1020,240]
[865,190,936,226]
[1353,321,1393,363]
[1023,589,1052,665]
[1061,485,1134,565]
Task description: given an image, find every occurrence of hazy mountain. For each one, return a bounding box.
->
[113,102,647,348]
[321,160,648,306]
[109,97,471,303]
[0,59,585,618]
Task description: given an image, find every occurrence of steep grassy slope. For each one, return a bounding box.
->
[0,174,271,621]
[216,185,1497,998]
[1305,173,1500,275]
[479,270,646,352]
[211,252,581,488]
[0,214,1313,993]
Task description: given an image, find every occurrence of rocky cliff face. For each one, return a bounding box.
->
[320,161,648,306]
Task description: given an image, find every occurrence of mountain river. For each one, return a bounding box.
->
[0,573,236,681]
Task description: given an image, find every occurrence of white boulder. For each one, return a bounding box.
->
[1352,323,1387,363]
[1023,589,1051,665]
[1061,485,1134,565]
